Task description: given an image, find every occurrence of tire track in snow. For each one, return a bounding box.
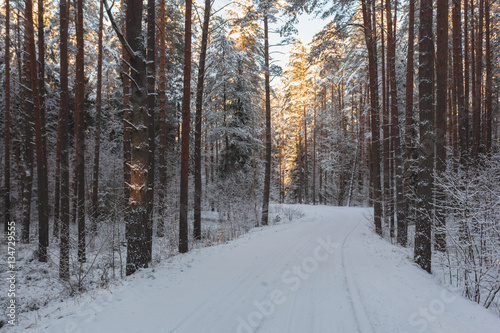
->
[168,220,321,333]
[341,220,375,333]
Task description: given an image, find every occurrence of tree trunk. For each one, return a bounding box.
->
[75,0,86,263]
[472,0,483,159]
[454,0,467,165]
[387,0,403,243]
[105,0,151,275]
[4,0,11,233]
[361,0,382,236]
[54,106,61,237]
[125,0,150,275]
[92,0,104,235]
[194,0,212,236]
[415,0,434,273]
[21,92,34,244]
[435,0,449,252]
[484,0,492,152]
[261,12,272,225]
[157,0,167,237]
[463,0,470,161]
[146,0,156,262]
[24,0,49,261]
[381,1,390,227]
[38,0,47,191]
[59,0,71,280]
[179,0,192,254]
[122,0,131,205]
[402,0,415,247]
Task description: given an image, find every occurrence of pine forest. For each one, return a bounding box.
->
[1,0,500,330]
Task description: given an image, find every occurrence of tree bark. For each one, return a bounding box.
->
[25,0,49,261]
[59,0,71,280]
[402,0,415,247]
[484,0,492,152]
[20,86,34,244]
[122,0,132,205]
[261,10,272,225]
[194,0,212,237]
[179,0,192,254]
[463,0,470,161]
[4,0,11,233]
[387,0,403,243]
[453,0,467,165]
[361,0,382,236]
[105,0,151,275]
[92,0,104,235]
[38,0,47,188]
[472,0,483,159]
[381,1,390,227]
[157,0,167,237]
[434,0,449,252]
[146,0,156,262]
[415,0,434,273]
[75,0,86,263]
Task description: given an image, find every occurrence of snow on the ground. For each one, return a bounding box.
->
[6,205,500,333]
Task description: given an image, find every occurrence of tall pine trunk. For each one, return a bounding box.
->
[146,0,156,262]
[435,0,449,252]
[484,0,492,152]
[75,0,86,263]
[122,0,132,205]
[261,11,272,225]
[105,0,151,275]
[25,0,49,262]
[415,0,434,273]
[454,0,467,165]
[157,0,167,237]
[402,0,415,246]
[4,0,11,233]
[472,0,483,160]
[38,0,47,195]
[387,0,404,243]
[59,0,71,280]
[463,0,470,162]
[25,0,49,261]
[194,0,212,237]
[21,2,35,244]
[125,0,150,275]
[381,1,390,228]
[361,0,382,236]
[92,0,104,235]
[179,0,192,253]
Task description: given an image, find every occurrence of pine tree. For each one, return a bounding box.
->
[415,0,435,273]
[59,0,71,280]
[179,0,193,254]
[105,0,151,275]
[194,0,213,240]
[361,0,382,236]
[435,0,449,252]
[75,0,86,263]
[92,0,104,235]
[4,0,12,234]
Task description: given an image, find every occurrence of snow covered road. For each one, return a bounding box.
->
[15,206,500,333]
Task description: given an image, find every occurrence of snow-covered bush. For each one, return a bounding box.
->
[436,154,500,313]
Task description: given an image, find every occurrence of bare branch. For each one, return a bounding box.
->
[103,0,136,60]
